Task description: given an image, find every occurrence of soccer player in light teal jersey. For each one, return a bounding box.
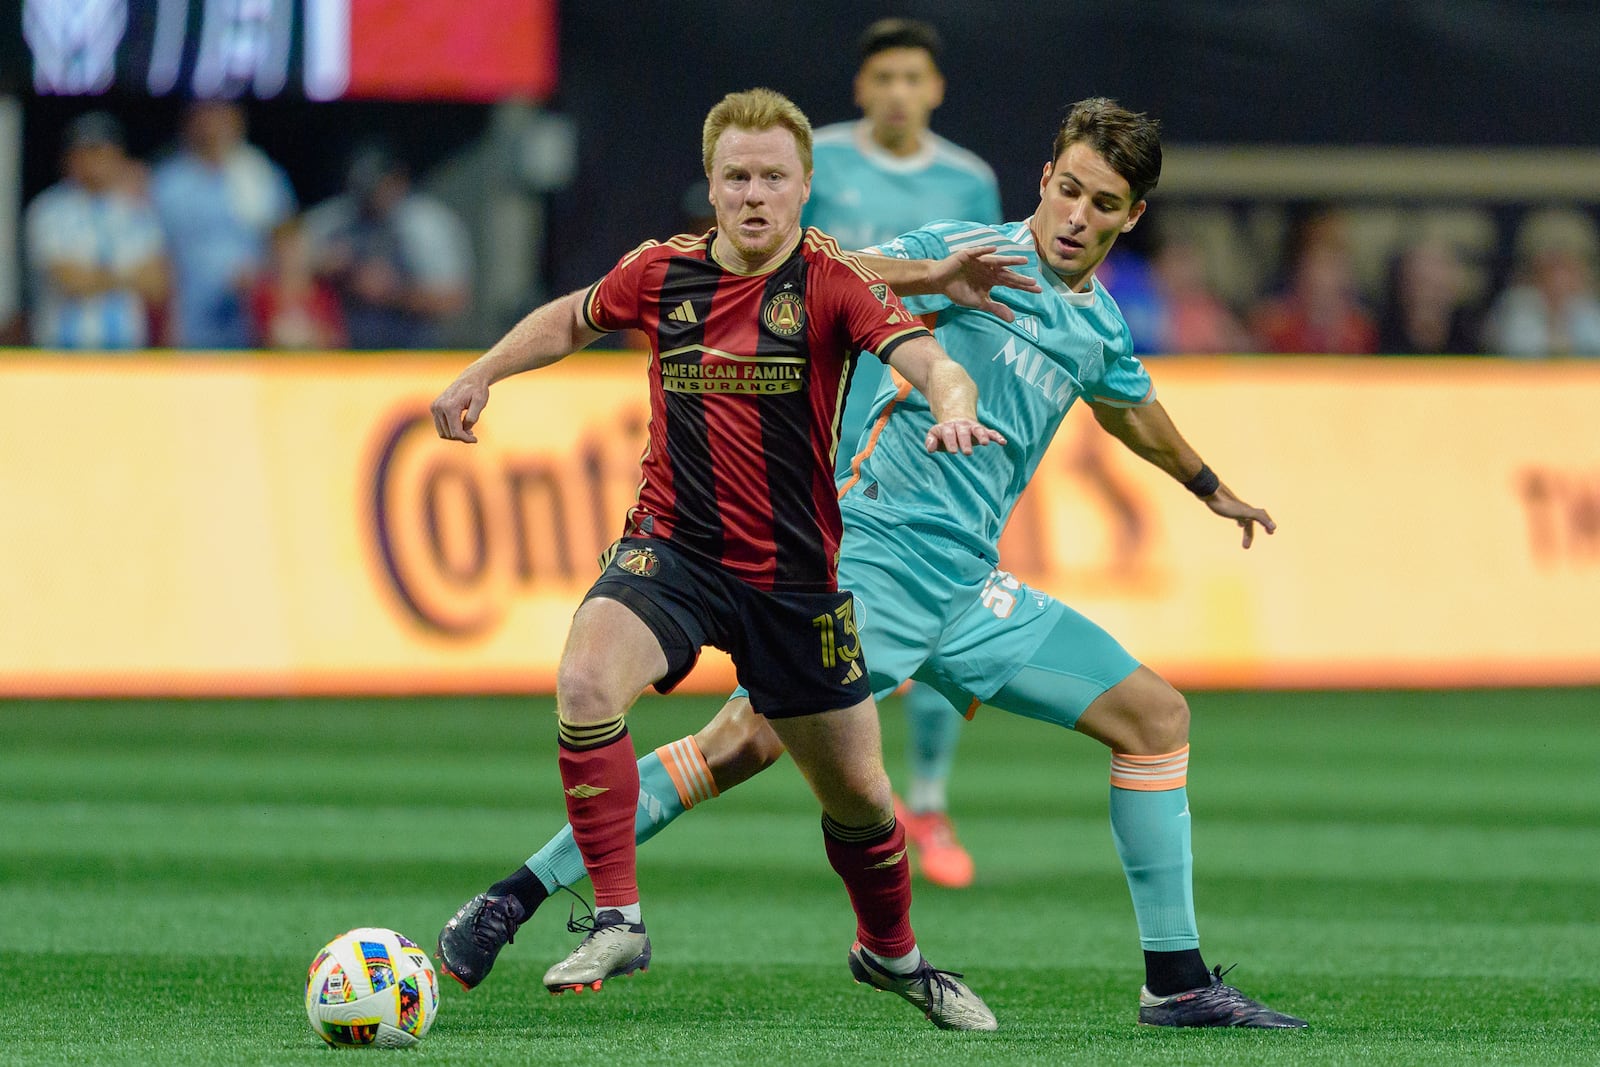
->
[439,98,1306,1029]
[804,19,1002,482]
[845,216,1154,559]
[802,19,1003,885]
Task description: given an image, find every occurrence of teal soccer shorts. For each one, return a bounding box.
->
[840,510,1140,729]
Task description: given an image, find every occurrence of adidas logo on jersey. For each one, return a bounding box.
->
[667,301,698,324]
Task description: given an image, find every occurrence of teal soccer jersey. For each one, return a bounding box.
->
[803,121,1001,252]
[841,218,1155,561]
[804,120,1002,478]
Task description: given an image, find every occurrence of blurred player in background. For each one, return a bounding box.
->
[440,97,1307,1030]
[804,17,1004,888]
[431,88,1015,1030]
[806,18,1000,252]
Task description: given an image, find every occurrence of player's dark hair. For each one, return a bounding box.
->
[857,18,942,65]
[1053,97,1163,203]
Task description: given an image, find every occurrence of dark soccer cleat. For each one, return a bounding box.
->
[436,893,526,991]
[543,909,651,994]
[848,942,998,1031]
[1138,965,1307,1028]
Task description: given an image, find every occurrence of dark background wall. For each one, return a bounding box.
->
[544,0,1599,292]
[10,0,1600,296]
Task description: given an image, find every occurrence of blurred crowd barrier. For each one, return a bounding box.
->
[2,352,1596,697]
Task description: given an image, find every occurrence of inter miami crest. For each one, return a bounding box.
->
[763,292,805,336]
[616,547,660,577]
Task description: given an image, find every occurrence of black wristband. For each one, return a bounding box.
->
[1183,464,1220,498]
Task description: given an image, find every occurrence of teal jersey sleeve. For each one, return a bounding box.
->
[972,183,1003,235]
[1076,287,1155,408]
[865,224,964,320]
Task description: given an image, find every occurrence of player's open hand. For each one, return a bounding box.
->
[931,246,1042,323]
[925,418,1007,456]
[1203,488,1277,548]
[430,375,491,443]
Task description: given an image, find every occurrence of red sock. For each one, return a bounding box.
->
[557,719,640,908]
[822,815,916,957]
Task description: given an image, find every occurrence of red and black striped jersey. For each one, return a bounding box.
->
[582,227,931,592]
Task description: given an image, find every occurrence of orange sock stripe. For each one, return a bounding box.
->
[1109,745,1189,791]
[657,737,719,808]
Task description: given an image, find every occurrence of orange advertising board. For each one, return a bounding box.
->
[1,354,1596,696]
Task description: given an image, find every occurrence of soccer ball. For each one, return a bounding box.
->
[305,927,438,1047]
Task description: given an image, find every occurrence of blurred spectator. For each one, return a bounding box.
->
[150,100,297,349]
[249,217,346,350]
[1101,237,1253,355]
[1377,237,1480,355]
[23,112,168,350]
[1483,208,1600,358]
[303,144,472,350]
[1249,208,1378,354]
[1150,237,1255,353]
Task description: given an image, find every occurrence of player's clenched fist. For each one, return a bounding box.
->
[430,375,491,443]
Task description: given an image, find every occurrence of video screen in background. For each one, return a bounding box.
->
[17,0,557,101]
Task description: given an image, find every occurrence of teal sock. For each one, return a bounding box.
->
[902,682,964,811]
[1109,783,1199,951]
[526,749,696,893]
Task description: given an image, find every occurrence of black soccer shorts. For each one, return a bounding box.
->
[583,536,873,717]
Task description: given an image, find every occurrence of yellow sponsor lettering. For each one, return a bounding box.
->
[663,378,803,395]
[740,364,803,381]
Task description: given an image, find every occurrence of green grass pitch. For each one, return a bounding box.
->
[3,688,1598,1065]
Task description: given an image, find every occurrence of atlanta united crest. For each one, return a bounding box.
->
[616,547,660,577]
[763,291,805,336]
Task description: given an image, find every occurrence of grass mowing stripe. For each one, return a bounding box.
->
[2,689,1597,1064]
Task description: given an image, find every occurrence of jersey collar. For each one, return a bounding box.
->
[851,119,937,172]
[706,228,804,277]
[1022,217,1100,308]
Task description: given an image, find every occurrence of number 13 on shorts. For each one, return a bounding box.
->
[813,601,862,668]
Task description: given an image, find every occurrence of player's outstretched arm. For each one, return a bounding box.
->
[431,288,601,443]
[1089,398,1276,548]
[887,335,1008,455]
[855,247,1040,322]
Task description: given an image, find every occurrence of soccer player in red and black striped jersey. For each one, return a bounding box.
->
[430,88,1010,1030]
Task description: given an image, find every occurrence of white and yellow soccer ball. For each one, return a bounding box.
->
[305,927,439,1047]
